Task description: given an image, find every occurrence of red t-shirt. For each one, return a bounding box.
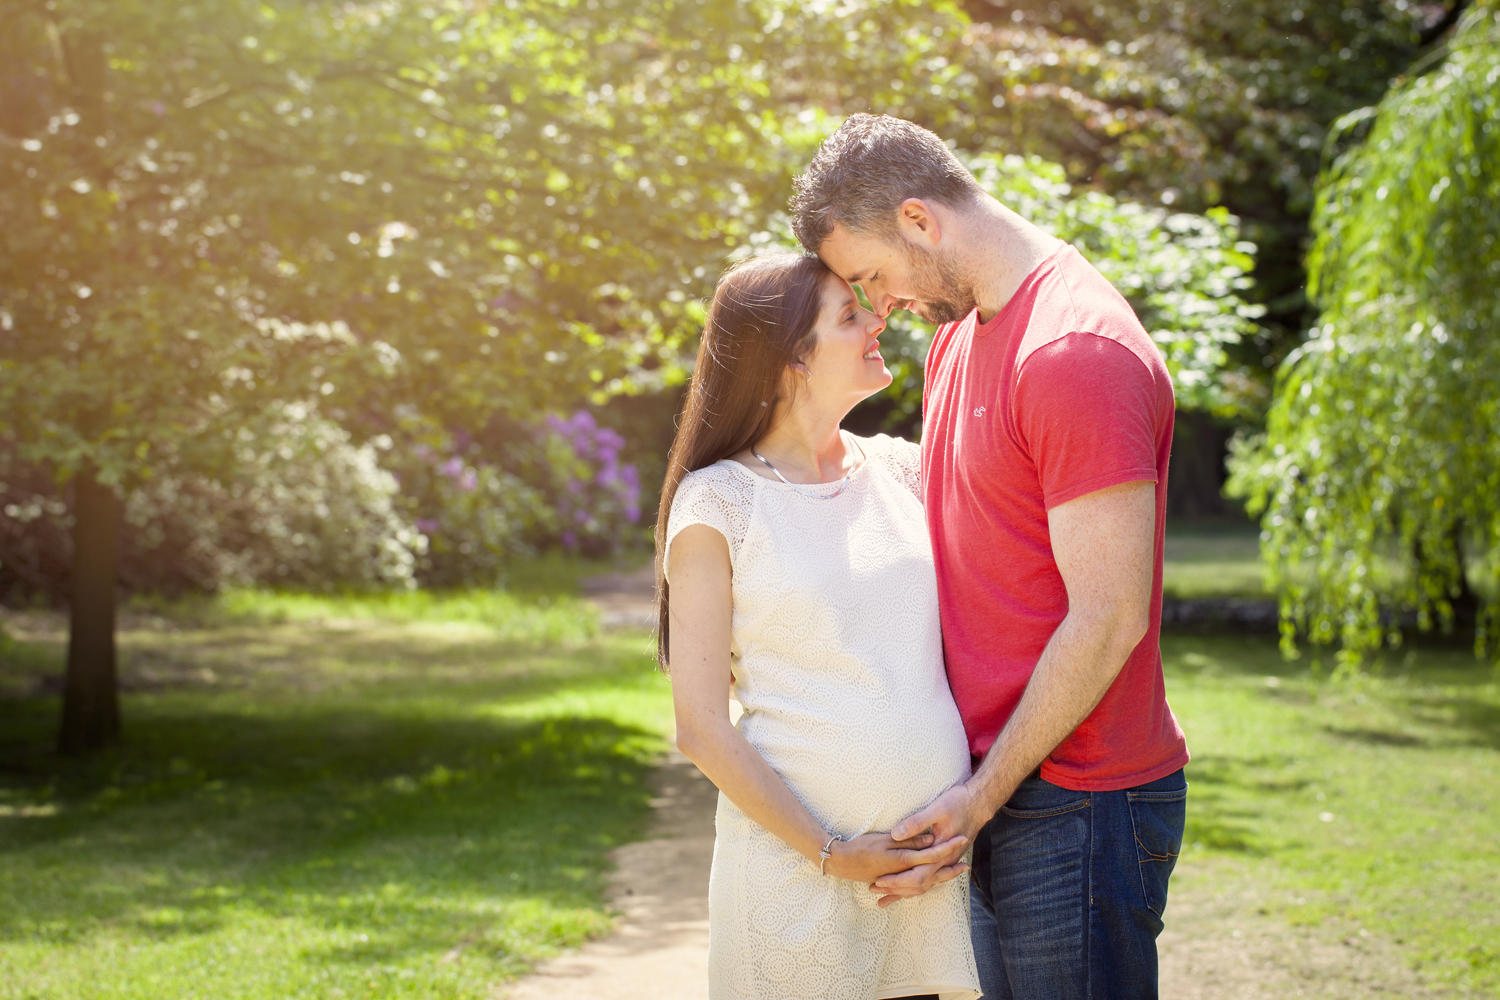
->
[921,243,1189,792]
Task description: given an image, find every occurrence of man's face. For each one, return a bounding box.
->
[817,222,975,326]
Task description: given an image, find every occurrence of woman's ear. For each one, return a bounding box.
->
[787,360,812,384]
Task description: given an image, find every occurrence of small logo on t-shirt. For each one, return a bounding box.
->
[973,405,986,418]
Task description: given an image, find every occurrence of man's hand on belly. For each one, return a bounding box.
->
[870,782,985,904]
[826,830,967,897]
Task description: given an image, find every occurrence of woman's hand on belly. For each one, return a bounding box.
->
[824,830,970,902]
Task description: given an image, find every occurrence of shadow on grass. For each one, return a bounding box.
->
[1391,688,1500,750]
[1181,754,1306,856]
[1167,633,1500,862]
[1323,725,1429,748]
[0,691,662,969]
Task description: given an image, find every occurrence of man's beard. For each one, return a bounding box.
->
[902,242,975,325]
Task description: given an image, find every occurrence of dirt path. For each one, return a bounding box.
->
[503,572,1459,999]
[498,748,717,1000]
[580,567,659,630]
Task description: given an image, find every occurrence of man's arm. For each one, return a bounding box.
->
[872,479,1156,902]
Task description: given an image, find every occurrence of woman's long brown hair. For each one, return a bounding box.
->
[654,252,832,669]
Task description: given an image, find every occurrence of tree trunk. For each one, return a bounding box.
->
[1412,518,1480,633]
[1448,519,1480,629]
[57,470,121,755]
[1165,409,1237,518]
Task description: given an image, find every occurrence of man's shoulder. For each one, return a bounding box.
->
[1016,249,1164,382]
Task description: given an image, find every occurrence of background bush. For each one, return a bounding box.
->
[1,405,425,599]
[0,403,648,601]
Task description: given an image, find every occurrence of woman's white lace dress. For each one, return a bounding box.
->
[665,433,980,1000]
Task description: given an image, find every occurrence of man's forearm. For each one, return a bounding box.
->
[966,608,1145,824]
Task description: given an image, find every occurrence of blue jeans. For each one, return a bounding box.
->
[969,769,1187,1000]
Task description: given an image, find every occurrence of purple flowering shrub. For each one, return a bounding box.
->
[387,436,548,586]
[540,411,642,553]
[388,410,643,584]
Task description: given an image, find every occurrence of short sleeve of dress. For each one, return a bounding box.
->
[663,465,754,583]
[864,433,923,503]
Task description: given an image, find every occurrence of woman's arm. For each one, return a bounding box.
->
[667,523,966,887]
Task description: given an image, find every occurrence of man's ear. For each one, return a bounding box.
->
[898,198,943,247]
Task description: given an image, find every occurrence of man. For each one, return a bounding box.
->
[791,114,1189,999]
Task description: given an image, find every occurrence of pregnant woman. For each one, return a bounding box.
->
[656,252,981,1000]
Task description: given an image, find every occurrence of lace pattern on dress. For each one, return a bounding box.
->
[663,464,754,581]
[865,433,923,502]
[664,435,976,1000]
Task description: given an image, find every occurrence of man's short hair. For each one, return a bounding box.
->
[790,114,983,254]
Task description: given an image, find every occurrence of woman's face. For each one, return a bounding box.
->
[799,274,892,408]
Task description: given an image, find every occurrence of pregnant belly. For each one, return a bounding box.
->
[740,704,971,838]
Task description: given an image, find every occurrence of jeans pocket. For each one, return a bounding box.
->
[1127,779,1187,917]
[999,778,1091,820]
[998,798,1091,820]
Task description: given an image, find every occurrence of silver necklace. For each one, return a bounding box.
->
[752,434,863,500]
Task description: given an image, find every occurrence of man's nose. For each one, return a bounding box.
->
[874,293,899,319]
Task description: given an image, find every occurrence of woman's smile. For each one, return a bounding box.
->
[863,340,882,361]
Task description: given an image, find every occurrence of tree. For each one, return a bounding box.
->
[0,0,840,752]
[873,0,1461,412]
[1226,1,1499,667]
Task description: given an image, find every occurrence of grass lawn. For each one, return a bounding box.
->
[2,563,1496,997]
[0,584,673,1000]
[1165,633,1500,995]
[1162,518,1269,599]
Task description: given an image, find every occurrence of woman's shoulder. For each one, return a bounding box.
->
[678,459,749,491]
[851,432,922,496]
[666,461,758,565]
[852,431,920,464]
[671,461,757,515]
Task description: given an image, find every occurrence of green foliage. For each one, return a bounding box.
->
[0,0,1279,601]
[916,0,1442,400]
[0,0,1282,481]
[0,0,840,492]
[1228,2,1500,667]
[939,0,1431,211]
[0,0,846,595]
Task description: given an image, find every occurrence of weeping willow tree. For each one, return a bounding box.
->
[1228,1,1500,668]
